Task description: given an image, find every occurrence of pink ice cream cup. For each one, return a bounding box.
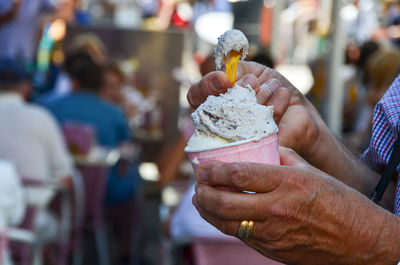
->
[185,134,280,171]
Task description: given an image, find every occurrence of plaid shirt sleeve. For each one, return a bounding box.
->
[361,75,400,214]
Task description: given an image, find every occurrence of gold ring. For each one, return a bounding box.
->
[245,221,254,238]
[238,220,248,238]
[238,220,254,238]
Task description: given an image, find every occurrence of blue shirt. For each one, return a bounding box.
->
[46,91,131,147]
[46,91,137,205]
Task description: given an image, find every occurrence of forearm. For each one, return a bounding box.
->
[305,174,400,265]
[305,120,396,206]
[340,194,400,265]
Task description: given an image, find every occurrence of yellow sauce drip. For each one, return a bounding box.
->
[224,50,242,86]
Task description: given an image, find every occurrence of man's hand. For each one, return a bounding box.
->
[187,62,388,199]
[193,147,400,265]
[188,62,330,174]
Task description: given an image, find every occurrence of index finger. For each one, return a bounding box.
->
[237,61,297,92]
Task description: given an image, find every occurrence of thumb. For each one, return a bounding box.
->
[279,146,309,167]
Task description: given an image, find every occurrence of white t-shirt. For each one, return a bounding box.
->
[0,161,25,265]
[0,0,60,60]
[0,161,25,228]
[0,93,73,183]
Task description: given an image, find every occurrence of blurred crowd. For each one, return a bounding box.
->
[2,0,400,265]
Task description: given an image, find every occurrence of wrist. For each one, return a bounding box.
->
[302,114,338,172]
[302,113,372,192]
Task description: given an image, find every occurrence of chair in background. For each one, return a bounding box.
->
[62,122,113,265]
[62,122,96,156]
[77,166,110,265]
[9,177,73,265]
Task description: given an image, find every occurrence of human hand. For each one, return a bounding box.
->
[187,61,330,169]
[192,147,400,265]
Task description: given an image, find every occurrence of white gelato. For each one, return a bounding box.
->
[214,29,249,70]
[186,85,278,151]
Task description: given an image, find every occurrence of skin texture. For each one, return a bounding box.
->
[192,148,400,265]
[187,61,396,207]
[187,61,400,264]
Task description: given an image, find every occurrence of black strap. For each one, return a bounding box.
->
[370,136,400,204]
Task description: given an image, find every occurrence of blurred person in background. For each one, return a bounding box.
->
[344,0,379,45]
[192,0,231,23]
[365,48,400,109]
[0,58,74,263]
[46,55,141,264]
[99,63,143,264]
[386,0,400,46]
[100,64,125,106]
[386,0,400,26]
[250,51,274,69]
[342,41,380,152]
[67,34,108,65]
[344,46,400,152]
[0,0,74,62]
[356,41,380,86]
[39,33,108,104]
[0,58,73,188]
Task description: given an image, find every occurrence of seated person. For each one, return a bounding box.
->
[45,54,141,263]
[100,63,125,106]
[0,57,74,263]
[0,58,73,188]
[46,53,139,204]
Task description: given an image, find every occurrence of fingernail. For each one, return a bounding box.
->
[261,79,281,94]
[197,167,209,182]
[212,76,224,91]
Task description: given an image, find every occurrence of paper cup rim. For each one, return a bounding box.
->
[184,134,277,153]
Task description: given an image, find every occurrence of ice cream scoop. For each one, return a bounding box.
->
[214,29,249,85]
[185,29,279,168]
[185,84,278,151]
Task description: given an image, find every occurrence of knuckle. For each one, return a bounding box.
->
[216,196,235,217]
[230,163,251,188]
[208,165,220,183]
[268,202,288,219]
[187,90,194,107]
[199,78,209,97]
